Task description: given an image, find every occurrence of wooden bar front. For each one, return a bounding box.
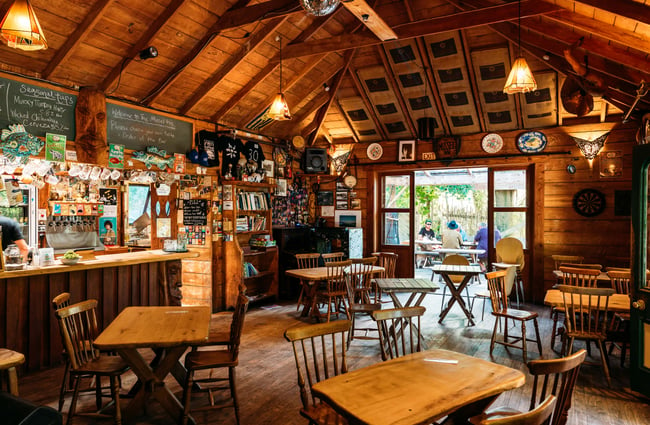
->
[0,250,198,372]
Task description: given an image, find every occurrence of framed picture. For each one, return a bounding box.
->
[261,159,274,178]
[276,179,287,196]
[398,140,416,162]
[317,191,334,206]
[335,210,361,227]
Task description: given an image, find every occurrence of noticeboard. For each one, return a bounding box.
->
[183,199,208,225]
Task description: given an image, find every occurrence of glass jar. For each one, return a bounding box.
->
[4,244,23,265]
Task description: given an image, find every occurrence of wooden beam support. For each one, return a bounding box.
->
[100,0,187,93]
[282,1,561,59]
[141,0,297,106]
[347,66,388,140]
[306,49,356,146]
[570,0,650,27]
[415,37,450,136]
[179,16,287,116]
[334,99,360,143]
[42,0,115,79]
[376,46,417,139]
[341,0,397,41]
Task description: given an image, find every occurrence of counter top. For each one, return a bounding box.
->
[0,249,199,279]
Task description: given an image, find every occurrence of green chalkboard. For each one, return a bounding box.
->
[0,76,77,140]
[107,102,193,154]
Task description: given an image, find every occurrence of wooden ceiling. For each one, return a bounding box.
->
[1,0,649,145]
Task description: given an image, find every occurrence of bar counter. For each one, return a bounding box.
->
[0,249,199,372]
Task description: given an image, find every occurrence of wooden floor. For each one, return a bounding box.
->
[16,290,650,425]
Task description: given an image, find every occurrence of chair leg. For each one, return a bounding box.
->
[296,280,305,311]
[58,360,70,411]
[7,366,19,396]
[67,376,81,425]
[521,321,528,364]
[439,286,447,315]
[597,340,612,388]
[182,370,194,425]
[230,366,240,425]
[95,376,102,410]
[490,318,499,356]
[533,318,543,358]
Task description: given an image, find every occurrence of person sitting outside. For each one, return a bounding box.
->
[474,222,501,271]
[442,220,462,251]
[416,219,439,268]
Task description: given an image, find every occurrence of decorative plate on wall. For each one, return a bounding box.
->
[516,131,547,153]
[481,133,503,153]
[367,143,383,160]
[572,188,606,217]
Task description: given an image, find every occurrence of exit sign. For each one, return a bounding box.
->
[422,152,436,160]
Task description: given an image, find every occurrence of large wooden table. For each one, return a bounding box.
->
[312,349,525,425]
[94,306,210,424]
[285,265,384,317]
[544,289,630,313]
[434,263,482,326]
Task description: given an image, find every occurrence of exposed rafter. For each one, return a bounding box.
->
[347,66,388,140]
[42,0,115,79]
[341,0,397,41]
[376,46,417,139]
[566,0,650,27]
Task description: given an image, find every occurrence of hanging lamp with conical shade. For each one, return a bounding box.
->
[0,0,48,51]
[269,35,291,120]
[503,0,536,94]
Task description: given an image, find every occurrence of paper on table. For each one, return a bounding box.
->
[424,358,459,364]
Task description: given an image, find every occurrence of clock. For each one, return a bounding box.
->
[572,189,606,217]
[481,133,503,154]
[343,174,357,189]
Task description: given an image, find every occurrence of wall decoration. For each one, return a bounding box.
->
[321,206,335,217]
[435,136,461,159]
[131,146,174,170]
[99,216,117,246]
[367,142,383,160]
[335,210,361,227]
[599,151,622,178]
[276,179,287,196]
[45,133,66,162]
[156,218,172,238]
[516,131,547,153]
[0,124,45,163]
[398,140,416,162]
[108,143,124,168]
[481,133,503,154]
[317,191,334,206]
[183,199,208,225]
[572,188,605,217]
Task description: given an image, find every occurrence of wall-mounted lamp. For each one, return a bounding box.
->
[571,131,610,161]
[0,0,47,51]
[323,83,330,92]
[138,46,158,60]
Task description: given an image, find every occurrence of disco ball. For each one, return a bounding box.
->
[300,0,340,16]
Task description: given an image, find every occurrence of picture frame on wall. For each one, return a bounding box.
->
[261,159,274,178]
[398,140,416,162]
[317,191,334,206]
[335,210,361,227]
[276,179,287,196]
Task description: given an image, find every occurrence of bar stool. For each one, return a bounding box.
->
[0,348,25,396]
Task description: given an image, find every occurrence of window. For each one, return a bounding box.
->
[381,174,410,246]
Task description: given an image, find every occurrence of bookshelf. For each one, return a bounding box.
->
[223,182,278,308]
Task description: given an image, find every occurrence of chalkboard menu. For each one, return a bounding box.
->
[183,199,208,225]
[107,102,193,154]
[0,76,77,140]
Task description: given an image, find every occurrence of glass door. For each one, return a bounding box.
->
[378,173,413,277]
[631,143,650,397]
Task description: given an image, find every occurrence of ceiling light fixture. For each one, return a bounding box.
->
[0,0,47,51]
[503,0,536,94]
[269,35,291,121]
[138,46,158,60]
[300,0,340,16]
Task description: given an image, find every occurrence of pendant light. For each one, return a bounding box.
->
[503,0,536,94]
[300,0,340,17]
[0,0,47,51]
[269,35,291,121]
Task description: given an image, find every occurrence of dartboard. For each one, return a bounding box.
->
[572,189,606,217]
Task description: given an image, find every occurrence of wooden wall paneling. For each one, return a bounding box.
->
[47,274,66,366]
[86,269,103,328]
[5,278,28,356]
[130,265,140,306]
[102,267,117,328]
[67,271,85,306]
[149,262,159,306]
[28,275,48,370]
[531,163,545,303]
[139,262,149,306]
[117,265,130,312]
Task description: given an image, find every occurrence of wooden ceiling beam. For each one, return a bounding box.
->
[459,30,487,134]
[306,49,356,146]
[211,10,343,122]
[415,37,450,136]
[141,0,297,106]
[282,1,561,59]
[376,46,417,139]
[334,98,360,143]
[347,66,388,140]
[341,0,397,41]
[179,17,287,116]
[546,10,650,57]
[569,0,650,27]
[100,0,187,93]
[42,0,115,79]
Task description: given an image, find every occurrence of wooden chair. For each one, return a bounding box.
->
[311,260,351,322]
[437,254,472,315]
[182,293,249,425]
[344,272,381,348]
[487,270,543,364]
[471,395,556,425]
[349,256,378,304]
[321,252,345,263]
[558,285,615,387]
[0,348,25,396]
[370,252,398,302]
[55,299,130,425]
[494,237,525,307]
[284,320,350,425]
[372,306,426,360]
[561,263,602,270]
[551,255,584,270]
[607,269,631,367]
[52,292,73,412]
[295,253,321,311]
[551,266,602,350]
[472,266,516,322]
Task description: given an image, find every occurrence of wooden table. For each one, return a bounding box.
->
[94,306,210,424]
[311,349,525,425]
[375,278,440,308]
[544,289,630,313]
[286,265,384,317]
[434,264,482,326]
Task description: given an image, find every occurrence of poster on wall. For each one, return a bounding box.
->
[99,216,117,246]
[45,133,66,162]
[108,144,125,168]
[334,210,361,227]
[156,218,171,238]
[99,188,118,217]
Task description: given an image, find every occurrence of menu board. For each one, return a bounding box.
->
[183,199,208,225]
[0,76,76,139]
[106,102,193,154]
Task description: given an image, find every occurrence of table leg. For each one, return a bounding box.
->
[300,282,318,317]
[119,346,194,424]
[439,275,476,326]
[439,394,499,424]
